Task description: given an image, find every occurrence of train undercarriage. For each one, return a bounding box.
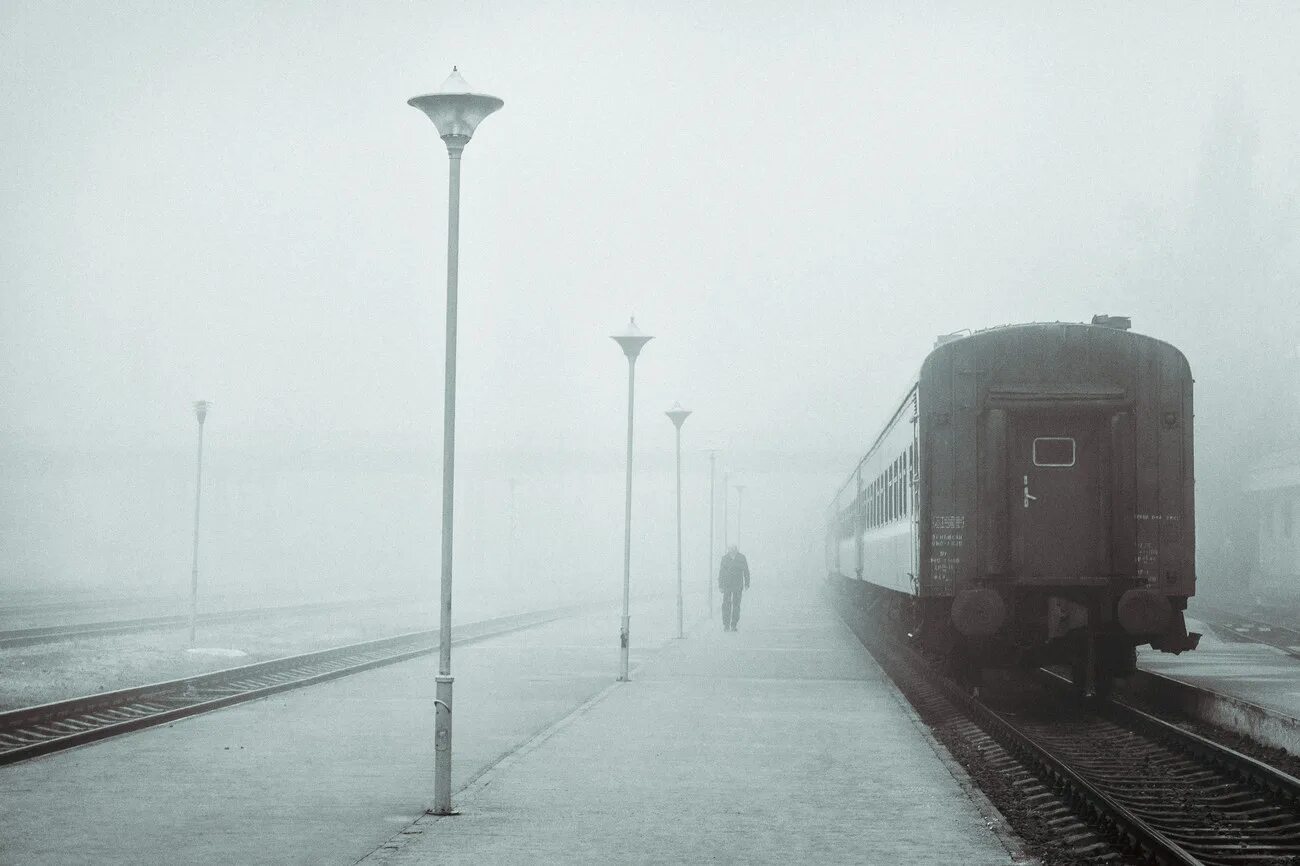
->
[829,573,1200,697]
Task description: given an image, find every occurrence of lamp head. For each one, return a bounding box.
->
[408,67,504,150]
[665,402,692,429]
[611,317,653,359]
[193,400,211,423]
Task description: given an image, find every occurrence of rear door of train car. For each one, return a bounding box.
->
[1009,412,1105,578]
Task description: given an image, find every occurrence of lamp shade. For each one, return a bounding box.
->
[408,67,504,142]
[611,317,653,359]
[665,403,692,428]
[193,400,211,423]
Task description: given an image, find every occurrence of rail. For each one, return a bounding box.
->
[834,590,1300,865]
[0,603,589,766]
[0,598,404,649]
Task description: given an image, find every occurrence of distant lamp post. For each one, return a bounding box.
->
[612,317,653,681]
[735,483,746,546]
[507,478,518,586]
[704,449,720,618]
[665,404,692,639]
[408,66,503,817]
[722,470,730,549]
[189,400,210,646]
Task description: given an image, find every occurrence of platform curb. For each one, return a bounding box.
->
[1124,668,1300,755]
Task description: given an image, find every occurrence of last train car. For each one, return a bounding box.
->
[827,317,1199,692]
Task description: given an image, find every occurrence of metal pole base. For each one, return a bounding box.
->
[189,568,199,645]
[432,674,458,815]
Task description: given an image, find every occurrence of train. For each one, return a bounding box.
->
[826,317,1200,694]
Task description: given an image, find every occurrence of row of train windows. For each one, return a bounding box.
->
[837,443,917,538]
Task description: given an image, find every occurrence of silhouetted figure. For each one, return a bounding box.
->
[718,544,750,632]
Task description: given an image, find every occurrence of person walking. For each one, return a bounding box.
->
[718,544,750,632]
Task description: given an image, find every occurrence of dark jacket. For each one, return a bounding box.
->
[718,551,750,592]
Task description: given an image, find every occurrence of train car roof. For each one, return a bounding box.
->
[830,381,918,505]
[925,320,1189,368]
[828,319,1191,511]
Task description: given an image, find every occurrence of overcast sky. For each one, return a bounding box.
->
[5,1,1299,461]
[5,3,1300,600]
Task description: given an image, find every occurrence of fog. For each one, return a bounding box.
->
[3,3,1299,612]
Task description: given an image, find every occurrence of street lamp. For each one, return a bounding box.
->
[189,400,210,645]
[703,448,720,618]
[612,317,653,681]
[408,66,503,817]
[665,404,692,639]
[735,483,746,546]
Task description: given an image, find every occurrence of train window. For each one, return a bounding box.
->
[894,457,904,512]
[885,476,891,522]
[896,458,903,516]
[903,454,910,514]
[1033,437,1076,467]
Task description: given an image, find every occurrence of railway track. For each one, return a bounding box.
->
[837,596,1300,865]
[0,598,402,649]
[1,594,158,620]
[0,605,583,766]
[1193,604,1300,660]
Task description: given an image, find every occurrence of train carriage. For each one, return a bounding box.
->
[828,317,1199,693]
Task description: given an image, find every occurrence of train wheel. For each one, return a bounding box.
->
[949,642,983,694]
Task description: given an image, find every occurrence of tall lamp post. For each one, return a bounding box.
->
[612,318,652,681]
[665,404,692,639]
[704,448,719,618]
[189,400,210,645]
[734,483,746,546]
[408,66,503,817]
[722,470,730,549]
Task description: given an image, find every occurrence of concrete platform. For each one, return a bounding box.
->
[1138,615,1300,720]
[361,588,1027,865]
[2,585,1028,864]
[1132,615,1300,752]
[0,599,686,865]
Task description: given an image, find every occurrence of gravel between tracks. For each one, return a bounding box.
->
[904,669,1141,866]
[1115,676,1300,781]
